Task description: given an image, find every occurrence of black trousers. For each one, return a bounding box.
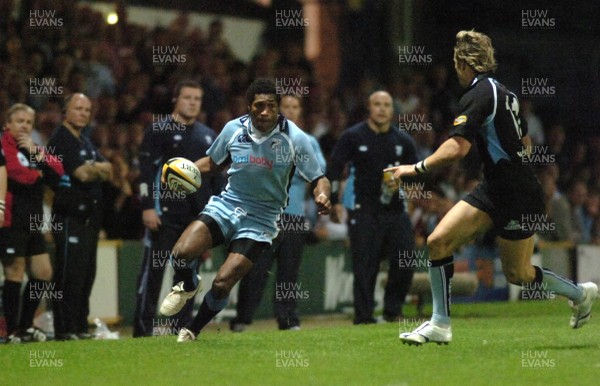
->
[52,214,100,335]
[132,224,197,337]
[348,210,415,323]
[233,226,306,329]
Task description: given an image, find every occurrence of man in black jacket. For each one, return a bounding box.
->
[327,91,418,324]
[133,80,222,337]
[48,93,113,341]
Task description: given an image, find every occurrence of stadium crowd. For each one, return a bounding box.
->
[2,2,599,244]
[1,2,600,341]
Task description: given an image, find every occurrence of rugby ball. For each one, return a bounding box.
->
[161,157,202,194]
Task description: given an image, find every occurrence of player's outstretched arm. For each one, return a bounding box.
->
[312,176,332,215]
[195,156,221,174]
[385,136,471,181]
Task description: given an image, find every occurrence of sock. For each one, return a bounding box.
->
[188,290,228,334]
[19,280,44,330]
[429,256,454,328]
[2,280,22,334]
[534,266,584,303]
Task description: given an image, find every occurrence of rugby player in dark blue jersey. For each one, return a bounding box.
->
[387,30,597,345]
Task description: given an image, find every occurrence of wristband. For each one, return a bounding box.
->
[413,160,428,174]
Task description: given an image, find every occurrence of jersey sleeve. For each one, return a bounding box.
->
[403,133,419,164]
[138,124,165,211]
[206,121,238,166]
[293,130,324,183]
[308,134,327,173]
[326,130,353,181]
[450,84,493,142]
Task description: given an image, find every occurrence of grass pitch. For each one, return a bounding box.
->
[3,300,599,386]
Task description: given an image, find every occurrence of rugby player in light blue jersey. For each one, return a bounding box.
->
[158,79,332,342]
[231,94,327,332]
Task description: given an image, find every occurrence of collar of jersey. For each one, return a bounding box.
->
[247,120,281,144]
[471,72,492,88]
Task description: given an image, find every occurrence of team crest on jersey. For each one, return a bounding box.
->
[237,133,251,143]
[453,115,467,126]
[395,145,403,156]
[270,138,282,150]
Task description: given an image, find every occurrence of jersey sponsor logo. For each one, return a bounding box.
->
[232,154,274,170]
[358,145,368,152]
[453,115,467,126]
[504,219,522,231]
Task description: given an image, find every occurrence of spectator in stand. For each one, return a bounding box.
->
[538,168,575,242]
[521,99,544,146]
[567,180,589,244]
[582,190,599,245]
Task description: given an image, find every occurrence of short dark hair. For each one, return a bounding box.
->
[172,80,203,101]
[246,78,279,106]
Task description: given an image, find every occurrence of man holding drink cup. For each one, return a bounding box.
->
[328,91,419,324]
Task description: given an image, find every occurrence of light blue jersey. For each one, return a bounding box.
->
[205,114,324,243]
[285,134,326,216]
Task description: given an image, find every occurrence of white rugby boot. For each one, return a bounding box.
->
[399,321,452,346]
[160,275,202,316]
[569,282,598,329]
[177,328,196,343]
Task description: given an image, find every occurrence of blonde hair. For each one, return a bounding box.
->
[454,30,497,73]
[5,103,35,124]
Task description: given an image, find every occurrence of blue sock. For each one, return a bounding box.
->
[429,256,454,328]
[536,266,584,303]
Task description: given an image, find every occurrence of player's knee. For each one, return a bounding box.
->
[504,266,533,285]
[172,239,194,261]
[33,267,53,282]
[427,232,452,257]
[4,259,26,281]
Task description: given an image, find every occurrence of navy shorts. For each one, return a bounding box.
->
[463,178,545,240]
[0,227,47,259]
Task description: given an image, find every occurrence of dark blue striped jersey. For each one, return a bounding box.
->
[450,73,533,184]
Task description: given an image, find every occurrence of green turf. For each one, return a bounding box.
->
[2,300,599,386]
